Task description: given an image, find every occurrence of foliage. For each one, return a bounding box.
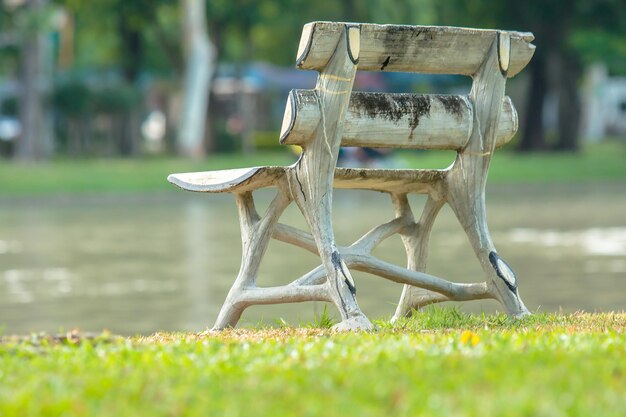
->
[3,0,626,157]
[50,80,142,155]
[571,30,626,75]
[436,0,626,151]
[1,311,625,416]
[56,0,180,78]
[308,305,336,329]
[52,81,91,116]
[202,0,440,66]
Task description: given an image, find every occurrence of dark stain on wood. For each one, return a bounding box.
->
[344,278,357,296]
[293,168,307,201]
[436,95,465,122]
[334,167,446,187]
[381,25,437,57]
[489,251,518,293]
[380,55,391,71]
[331,250,357,295]
[296,90,466,134]
[408,95,432,131]
[331,251,357,309]
[345,280,357,296]
[351,92,431,135]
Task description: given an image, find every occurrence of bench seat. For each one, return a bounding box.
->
[168,167,285,193]
[168,166,447,194]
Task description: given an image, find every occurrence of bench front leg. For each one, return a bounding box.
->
[212,188,291,330]
[447,188,529,317]
[447,32,529,317]
[288,24,373,331]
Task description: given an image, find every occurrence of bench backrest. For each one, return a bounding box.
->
[296,22,535,77]
[281,22,535,152]
[280,91,517,150]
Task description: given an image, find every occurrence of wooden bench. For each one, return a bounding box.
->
[168,22,536,331]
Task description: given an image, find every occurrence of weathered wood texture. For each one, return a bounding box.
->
[287,25,374,331]
[168,22,535,331]
[168,167,285,193]
[280,90,518,149]
[394,32,530,319]
[169,166,446,195]
[297,22,535,77]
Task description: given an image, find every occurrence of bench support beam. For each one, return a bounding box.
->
[392,194,449,320]
[273,214,491,303]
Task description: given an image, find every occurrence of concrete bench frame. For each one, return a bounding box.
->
[169,22,536,331]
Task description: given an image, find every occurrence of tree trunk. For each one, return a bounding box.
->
[518,49,548,152]
[118,109,140,156]
[117,15,143,156]
[554,50,581,151]
[15,0,45,161]
[237,26,255,154]
[178,0,216,158]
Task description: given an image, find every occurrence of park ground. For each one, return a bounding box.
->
[0,309,625,416]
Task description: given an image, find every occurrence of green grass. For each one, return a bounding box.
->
[399,141,626,182]
[0,142,624,196]
[0,151,296,196]
[1,310,625,417]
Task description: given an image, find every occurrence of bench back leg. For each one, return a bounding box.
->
[446,32,529,317]
[392,194,447,320]
[287,24,372,330]
[390,33,529,320]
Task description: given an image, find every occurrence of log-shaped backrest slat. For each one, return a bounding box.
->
[280,90,517,150]
[297,22,535,77]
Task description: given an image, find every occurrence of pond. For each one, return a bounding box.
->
[1,182,625,335]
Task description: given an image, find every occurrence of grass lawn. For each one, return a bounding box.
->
[0,152,296,196]
[400,140,626,182]
[0,142,624,196]
[1,310,625,417]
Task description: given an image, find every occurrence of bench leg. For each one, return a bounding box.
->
[212,189,291,330]
[285,25,372,331]
[447,185,530,318]
[445,32,529,318]
[392,194,447,321]
[290,176,373,331]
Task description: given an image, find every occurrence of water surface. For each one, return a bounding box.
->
[1,183,625,334]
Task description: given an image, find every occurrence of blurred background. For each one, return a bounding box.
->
[0,0,625,335]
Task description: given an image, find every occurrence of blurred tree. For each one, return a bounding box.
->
[359,0,437,25]
[57,0,180,155]
[4,0,56,160]
[572,30,626,76]
[7,0,622,157]
[438,0,626,152]
[59,0,179,80]
[178,0,215,158]
[191,0,444,153]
